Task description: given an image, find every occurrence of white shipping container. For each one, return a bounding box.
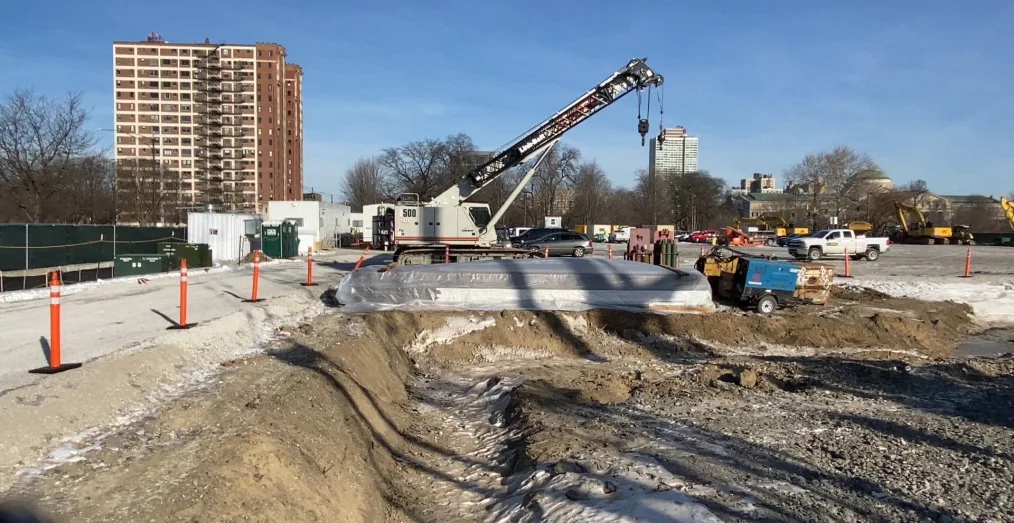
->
[187,212,262,263]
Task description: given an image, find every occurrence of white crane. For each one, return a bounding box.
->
[373,58,665,265]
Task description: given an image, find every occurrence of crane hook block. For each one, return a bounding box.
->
[638,118,649,146]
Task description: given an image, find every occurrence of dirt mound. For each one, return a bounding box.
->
[9,316,420,523]
[360,290,975,366]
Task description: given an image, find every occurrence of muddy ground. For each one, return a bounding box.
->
[4,290,1013,522]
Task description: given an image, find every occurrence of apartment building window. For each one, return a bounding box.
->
[182,93,191,101]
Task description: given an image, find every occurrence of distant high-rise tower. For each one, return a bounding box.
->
[648,126,698,178]
[112,35,303,219]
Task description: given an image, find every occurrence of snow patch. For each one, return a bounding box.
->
[563,314,590,335]
[473,346,555,363]
[408,316,496,353]
[852,279,1014,324]
[412,374,723,523]
[489,452,724,523]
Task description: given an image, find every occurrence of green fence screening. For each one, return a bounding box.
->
[0,224,186,271]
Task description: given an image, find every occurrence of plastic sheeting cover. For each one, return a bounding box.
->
[336,258,715,313]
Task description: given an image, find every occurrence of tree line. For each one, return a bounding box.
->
[779,145,1012,233]
[0,88,204,225]
[341,133,732,230]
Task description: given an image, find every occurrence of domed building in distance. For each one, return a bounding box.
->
[857,169,895,190]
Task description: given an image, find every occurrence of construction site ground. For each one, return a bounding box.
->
[1,244,1012,522]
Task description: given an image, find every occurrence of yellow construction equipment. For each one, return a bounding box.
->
[845,221,874,234]
[891,201,974,245]
[1002,197,1014,231]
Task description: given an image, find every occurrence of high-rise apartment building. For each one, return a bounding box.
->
[112,32,303,219]
[647,126,698,178]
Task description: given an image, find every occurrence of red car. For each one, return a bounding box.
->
[688,230,718,243]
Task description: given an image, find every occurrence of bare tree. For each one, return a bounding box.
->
[379,138,447,201]
[439,133,478,182]
[784,152,826,229]
[952,195,1006,232]
[897,179,931,207]
[341,157,387,211]
[566,160,611,225]
[667,170,726,231]
[378,133,478,201]
[825,145,882,222]
[56,155,116,223]
[531,144,580,218]
[116,157,182,225]
[0,89,98,222]
[632,168,668,226]
[784,145,882,228]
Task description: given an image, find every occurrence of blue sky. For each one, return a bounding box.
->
[2,1,1012,198]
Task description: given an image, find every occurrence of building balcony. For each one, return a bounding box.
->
[196,72,222,81]
[195,94,222,104]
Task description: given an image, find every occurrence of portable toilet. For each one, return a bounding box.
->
[262,220,299,259]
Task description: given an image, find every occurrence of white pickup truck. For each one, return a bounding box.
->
[788,229,890,261]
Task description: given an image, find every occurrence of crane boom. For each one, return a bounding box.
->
[430,58,663,206]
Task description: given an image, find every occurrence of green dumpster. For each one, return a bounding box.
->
[158,242,211,269]
[114,254,170,277]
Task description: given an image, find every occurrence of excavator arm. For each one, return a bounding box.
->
[1002,197,1014,231]
[893,201,926,232]
[429,58,664,208]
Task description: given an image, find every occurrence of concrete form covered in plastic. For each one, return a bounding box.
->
[336,258,715,313]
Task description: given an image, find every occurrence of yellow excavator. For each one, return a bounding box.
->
[891,201,974,245]
[1000,197,1014,246]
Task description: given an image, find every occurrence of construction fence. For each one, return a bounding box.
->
[0,224,187,291]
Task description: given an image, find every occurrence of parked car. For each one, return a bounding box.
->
[510,227,562,244]
[515,230,594,257]
[688,230,718,243]
[788,229,890,261]
[776,232,804,247]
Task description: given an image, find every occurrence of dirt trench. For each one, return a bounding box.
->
[4,288,1008,522]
